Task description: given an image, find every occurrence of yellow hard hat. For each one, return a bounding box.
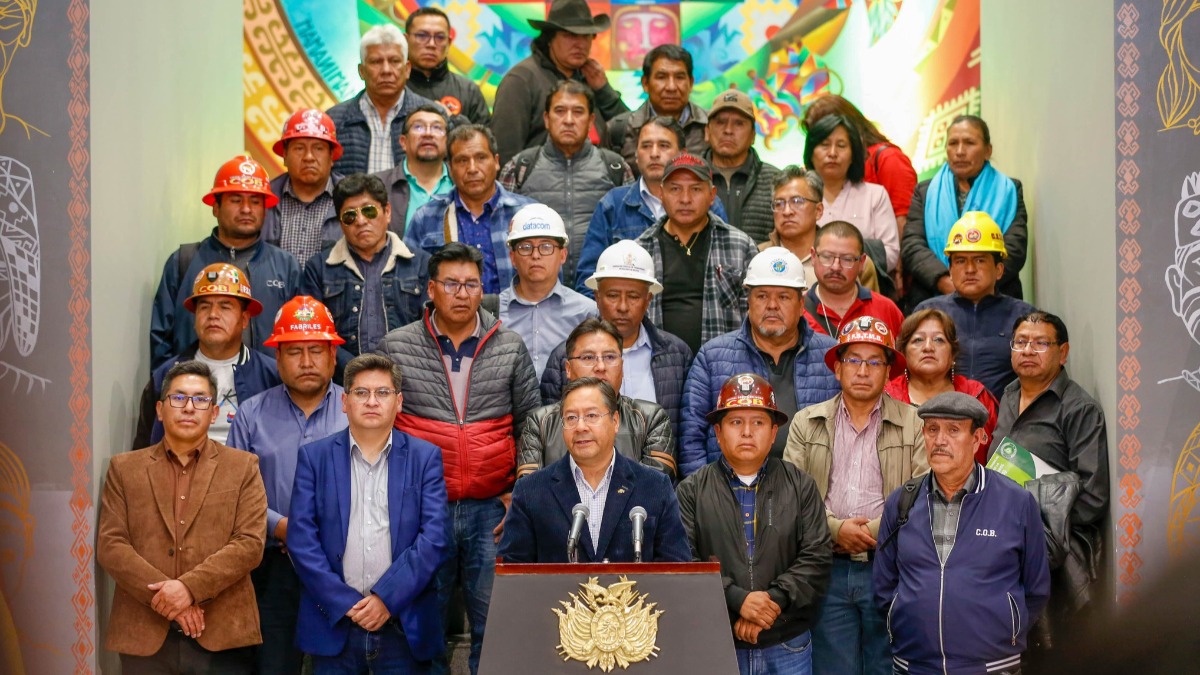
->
[943,211,1007,259]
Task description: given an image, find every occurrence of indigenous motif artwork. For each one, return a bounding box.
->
[244,0,981,176]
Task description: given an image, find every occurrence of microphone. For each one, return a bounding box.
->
[567,503,590,563]
[629,506,647,563]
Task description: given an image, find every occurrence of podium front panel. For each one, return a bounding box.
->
[480,562,738,674]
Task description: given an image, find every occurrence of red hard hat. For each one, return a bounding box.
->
[824,315,906,377]
[706,373,790,425]
[202,155,278,209]
[263,295,346,347]
[272,108,344,160]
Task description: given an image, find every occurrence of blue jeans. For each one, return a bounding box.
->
[431,497,504,675]
[737,630,813,675]
[812,557,891,675]
[312,623,430,674]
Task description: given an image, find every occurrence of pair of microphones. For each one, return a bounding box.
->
[566,504,648,563]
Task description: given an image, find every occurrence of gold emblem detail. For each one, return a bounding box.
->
[554,576,662,671]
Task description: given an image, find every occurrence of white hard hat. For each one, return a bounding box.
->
[506,203,569,244]
[585,240,664,294]
[743,247,807,289]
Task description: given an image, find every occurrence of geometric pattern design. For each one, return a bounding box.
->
[1114,1,1143,605]
[0,157,39,357]
[67,0,94,671]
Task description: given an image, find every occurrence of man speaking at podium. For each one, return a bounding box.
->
[499,377,690,563]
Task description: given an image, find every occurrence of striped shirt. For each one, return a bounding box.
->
[825,398,886,520]
[569,451,616,551]
[343,432,392,596]
[359,92,405,174]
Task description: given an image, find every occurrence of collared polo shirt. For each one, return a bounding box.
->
[431,310,482,421]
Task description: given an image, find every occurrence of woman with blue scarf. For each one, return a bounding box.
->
[901,115,1028,309]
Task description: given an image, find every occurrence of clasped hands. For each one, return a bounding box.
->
[147,579,204,638]
[735,591,782,644]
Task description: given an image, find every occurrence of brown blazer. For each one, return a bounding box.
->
[97,439,267,656]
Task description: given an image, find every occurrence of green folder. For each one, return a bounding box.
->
[986,437,1036,486]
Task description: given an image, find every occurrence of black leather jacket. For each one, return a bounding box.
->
[516,395,677,482]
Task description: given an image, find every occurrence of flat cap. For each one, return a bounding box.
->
[916,391,989,428]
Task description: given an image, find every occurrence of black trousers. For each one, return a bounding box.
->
[252,546,305,674]
[120,630,254,675]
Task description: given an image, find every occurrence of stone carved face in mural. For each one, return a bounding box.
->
[1166,173,1200,350]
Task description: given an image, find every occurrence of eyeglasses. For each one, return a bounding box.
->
[840,357,888,369]
[348,387,398,401]
[512,241,561,257]
[1010,339,1059,353]
[411,31,449,45]
[567,353,622,368]
[771,195,819,212]
[434,279,483,296]
[409,123,446,137]
[339,204,381,225]
[815,251,862,268]
[562,411,614,429]
[165,394,215,409]
[908,336,949,349]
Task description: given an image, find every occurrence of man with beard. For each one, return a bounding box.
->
[136,263,280,449]
[227,296,349,674]
[372,104,455,236]
[404,6,491,125]
[490,0,629,164]
[678,247,839,476]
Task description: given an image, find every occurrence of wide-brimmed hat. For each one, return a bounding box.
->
[529,0,611,35]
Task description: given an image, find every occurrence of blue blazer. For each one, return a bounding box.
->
[287,428,450,660]
[499,451,691,564]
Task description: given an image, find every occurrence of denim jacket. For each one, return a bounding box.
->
[302,232,429,367]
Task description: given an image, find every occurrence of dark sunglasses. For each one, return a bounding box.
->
[340,204,381,225]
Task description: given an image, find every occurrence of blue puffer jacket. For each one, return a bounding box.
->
[574,187,726,297]
[539,318,693,438]
[327,89,440,176]
[150,230,301,369]
[874,465,1051,675]
[133,344,281,449]
[679,320,839,476]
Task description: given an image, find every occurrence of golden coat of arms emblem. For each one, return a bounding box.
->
[553,576,663,671]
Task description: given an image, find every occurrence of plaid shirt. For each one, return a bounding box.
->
[719,457,767,559]
[637,213,758,346]
[930,469,977,564]
[277,177,335,264]
[359,92,405,174]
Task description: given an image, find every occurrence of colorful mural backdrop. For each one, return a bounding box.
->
[245,0,980,176]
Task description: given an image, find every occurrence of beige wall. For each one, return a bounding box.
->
[980,0,1117,595]
[91,2,243,670]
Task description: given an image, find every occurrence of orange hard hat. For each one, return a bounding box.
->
[183,263,263,317]
[272,108,344,160]
[824,315,906,376]
[202,155,278,209]
[706,373,789,425]
[263,295,345,347]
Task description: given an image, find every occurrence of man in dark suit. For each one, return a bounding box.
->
[98,360,267,674]
[287,353,451,672]
[499,377,690,563]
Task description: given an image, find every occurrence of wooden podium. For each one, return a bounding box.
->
[479,561,738,674]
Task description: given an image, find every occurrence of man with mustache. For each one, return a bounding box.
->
[805,221,903,338]
[783,317,927,675]
[875,392,1049,675]
[372,104,455,236]
[499,80,633,287]
[151,155,300,369]
[136,263,280,449]
[262,109,346,263]
[227,296,348,674]
[327,24,440,176]
[678,247,839,476]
